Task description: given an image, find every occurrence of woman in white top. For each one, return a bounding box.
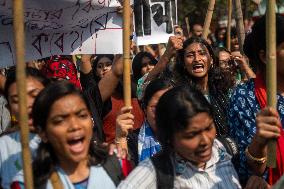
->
[12,81,120,189]
[118,85,241,189]
[0,68,49,189]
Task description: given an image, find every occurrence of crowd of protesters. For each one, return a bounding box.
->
[0,12,284,189]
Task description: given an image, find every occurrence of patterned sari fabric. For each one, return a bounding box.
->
[41,56,81,89]
[254,74,284,185]
[228,79,284,184]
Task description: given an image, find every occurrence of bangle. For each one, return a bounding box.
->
[114,138,127,144]
[245,146,267,164]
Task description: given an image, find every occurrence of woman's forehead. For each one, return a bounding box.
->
[185,42,208,52]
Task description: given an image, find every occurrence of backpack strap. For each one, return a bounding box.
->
[151,151,174,189]
[102,154,124,186]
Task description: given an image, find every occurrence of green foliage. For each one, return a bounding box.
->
[177,0,229,28]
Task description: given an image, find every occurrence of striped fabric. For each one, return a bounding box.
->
[118,140,241,189]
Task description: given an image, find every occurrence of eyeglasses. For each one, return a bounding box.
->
[219,60,230,68]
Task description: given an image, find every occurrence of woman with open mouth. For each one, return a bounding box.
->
[118,85,241,189]
[139,36,233,137]
[172,37,233,137]
[12,81,121,189]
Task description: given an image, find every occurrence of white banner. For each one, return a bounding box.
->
[134,0,177,46]
[0,0,123,68]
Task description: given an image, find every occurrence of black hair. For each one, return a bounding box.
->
[141,78,173,110]
[175,37,217,76]
[92,54,114,81]
[214,27,226,42]
[155,85,213,152]
[32,81,107,188]
[244,14,284,74]
[189,22,203,31]
[4,67,50,102]
[214,47,231,58]
[132,52,157,84]
[222,27,238,46]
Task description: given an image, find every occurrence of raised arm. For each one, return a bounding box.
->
[0,70,6,92]
[231,51,256,80]
[80,54,93,74]
[98,55,123,102]
[145,36,183,82]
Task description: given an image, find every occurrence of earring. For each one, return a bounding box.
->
[11,115,18,126]
[91,118,94,128]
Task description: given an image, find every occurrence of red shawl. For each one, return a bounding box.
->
[254,74,284,185]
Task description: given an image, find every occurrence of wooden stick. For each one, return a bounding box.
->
[12,0,34,188]
[266,0,277,168]
[202,0,216,39]
[185,16,190,38]
[234,0,245,54]
[120,0,131,150]
[226,0,232,51]
[72,55,77,66]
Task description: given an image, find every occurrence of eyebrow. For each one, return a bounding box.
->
[185,121,214,132]
[28,88,41,95]
[10,94,18,99]
[185,49,207,54]
[50,108,88,118]
[10,88,41,99]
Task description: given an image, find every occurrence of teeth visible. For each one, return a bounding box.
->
[68,137,84,144]
[193,64,204,69]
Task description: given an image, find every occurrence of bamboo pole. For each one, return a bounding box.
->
[226,0,232,51]
[266,0,277,168]
[72,55,77,66]
[120,0,131,150]
[12,0,34,188]
[234,0,245,54]
[202,0,216,39]
[185,16,190,38]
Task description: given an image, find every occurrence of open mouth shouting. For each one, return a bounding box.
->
[67,133,87,155]
[192,63,205,73]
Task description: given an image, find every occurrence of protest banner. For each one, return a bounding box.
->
[134,0,177,46]
[0,0,123,68]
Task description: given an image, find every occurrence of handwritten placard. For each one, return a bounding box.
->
[0,0,123,68]
[134,0,177,46]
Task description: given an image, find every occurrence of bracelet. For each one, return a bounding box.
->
[245,146,267,164]
[114,137,127,144]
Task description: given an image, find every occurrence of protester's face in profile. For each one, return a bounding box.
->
[192,24,203,37]
[218,51,231,70]
[184,42,212,78]
[96,57,112,79]
[145,88,169,133]
[141,56,155,76]
[173,112,216,168]
[8,77,44,131]
[42,94,92,164]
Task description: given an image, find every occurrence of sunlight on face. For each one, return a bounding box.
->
[173,112,216,168]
